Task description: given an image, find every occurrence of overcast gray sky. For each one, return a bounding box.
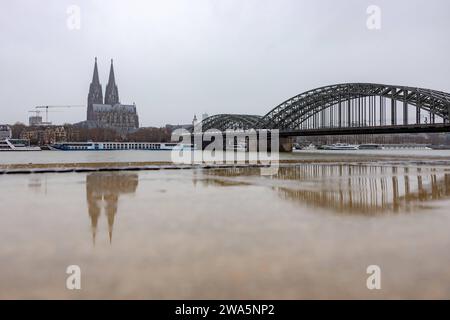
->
[1,0,449,127]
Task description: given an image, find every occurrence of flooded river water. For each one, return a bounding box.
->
[1,152,450,299]
[1,149,450,165]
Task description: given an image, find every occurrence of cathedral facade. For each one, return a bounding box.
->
[86,58,139,133]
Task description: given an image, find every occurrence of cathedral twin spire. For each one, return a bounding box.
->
[105,59,120,105]
[87,57,120,121]
[92,57,101,85]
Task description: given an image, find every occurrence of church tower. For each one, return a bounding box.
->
[87,57,103,121]
[104,59,120,105]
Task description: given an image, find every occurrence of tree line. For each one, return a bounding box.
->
[9,123,173,145]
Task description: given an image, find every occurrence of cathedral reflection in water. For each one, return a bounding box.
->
[86,172,138,244]
[81,164,450,244]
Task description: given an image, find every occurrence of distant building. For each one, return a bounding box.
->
[0,125,12,140]
[165,123,193,133]
[164,115,199,134]
[29,116,43,126]
[78,58,139,134]
[21,126,67,145]
[164,114,203,133]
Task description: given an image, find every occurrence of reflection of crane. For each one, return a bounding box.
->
[35,105,85,123]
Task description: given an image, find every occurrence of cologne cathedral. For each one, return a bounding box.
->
[84,58,139,133]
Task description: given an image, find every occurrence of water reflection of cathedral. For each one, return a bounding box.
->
[195,164,450,214]
[86,173,138,244]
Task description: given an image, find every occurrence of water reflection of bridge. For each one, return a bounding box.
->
[86,173,138,244]
[196,164,450,214]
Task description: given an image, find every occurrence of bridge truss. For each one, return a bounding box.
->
[197,83,450,136]
[198,114,262,132]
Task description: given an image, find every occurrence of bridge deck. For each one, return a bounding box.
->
[280,123,450,137]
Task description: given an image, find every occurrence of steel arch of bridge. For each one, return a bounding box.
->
[198,114,262,132]
[258,83,450,130]
[197,83,450,133]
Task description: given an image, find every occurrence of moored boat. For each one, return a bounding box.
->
[0,139,42,151]
[322,143,359,151]
[50,141,194,151]
[358,144,383,150]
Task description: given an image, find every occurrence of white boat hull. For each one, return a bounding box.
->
[0,139,41,151]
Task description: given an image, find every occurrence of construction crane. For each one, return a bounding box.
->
[29,110,42,116]
[35,105,85,123]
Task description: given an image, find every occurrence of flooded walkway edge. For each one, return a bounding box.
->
[2,156,450,175]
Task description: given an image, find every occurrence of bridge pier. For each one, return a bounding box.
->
[279,137,293,152]
[192,133,294,153]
